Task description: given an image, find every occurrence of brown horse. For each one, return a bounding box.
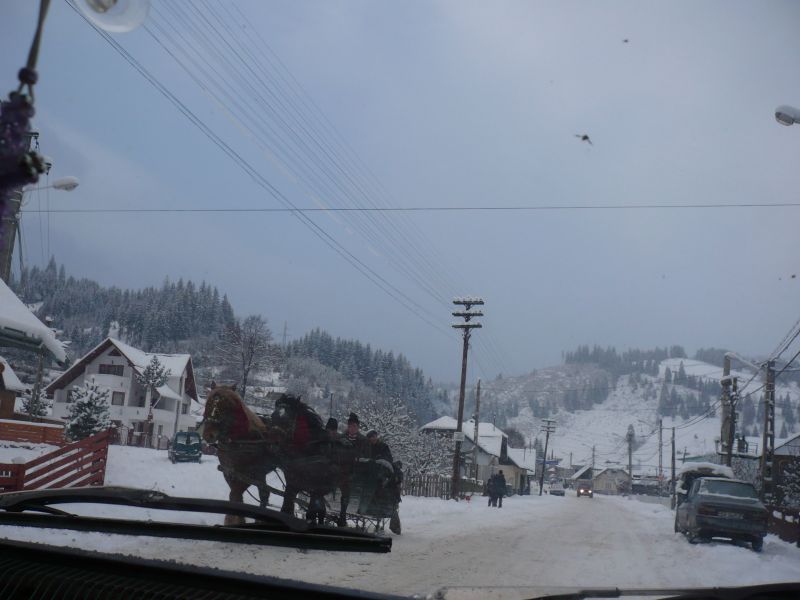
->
[201,384,353,525]
[200,382,277,525]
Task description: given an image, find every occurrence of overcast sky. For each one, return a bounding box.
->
[2,1,800,382]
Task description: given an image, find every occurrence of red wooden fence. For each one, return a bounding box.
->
[0,430,110,493]
[0,419,65,445]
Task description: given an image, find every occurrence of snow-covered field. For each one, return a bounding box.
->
[1,443,800,598]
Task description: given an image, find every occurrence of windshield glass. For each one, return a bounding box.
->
[2,1,800,598]
[699,480,759,500]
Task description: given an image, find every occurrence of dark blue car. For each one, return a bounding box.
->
[674,477,768,552]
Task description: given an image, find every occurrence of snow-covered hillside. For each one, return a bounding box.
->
[504,358,800,475]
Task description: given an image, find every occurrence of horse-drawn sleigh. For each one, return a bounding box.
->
[200,383,402,534]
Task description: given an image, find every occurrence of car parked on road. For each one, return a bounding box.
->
[168,431,203,463]
[549,482,565,496]
[674,477,768,552]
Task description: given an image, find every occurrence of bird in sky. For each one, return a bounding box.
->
[575,134,593,146]
[623,38,630,43]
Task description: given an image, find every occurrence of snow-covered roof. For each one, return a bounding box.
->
[0,356,27,393]
[507,448,537,472]
[0,278,66,363]
[676,461,734,479]
[570,464,593,480]
[422,416,506,437]
[422,416,508,457]
[593,467,629,479]
[110,338,191,378]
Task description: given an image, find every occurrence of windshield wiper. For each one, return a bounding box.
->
[0,486,391,553]
[520,582,800,599]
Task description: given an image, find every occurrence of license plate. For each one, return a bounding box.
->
[719,511,743,519]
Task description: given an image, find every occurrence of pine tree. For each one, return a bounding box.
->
[66,377,111,441]
[136,355,171,414]
[22,387,50,418]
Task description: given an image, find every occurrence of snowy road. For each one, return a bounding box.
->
[1,446,799,598]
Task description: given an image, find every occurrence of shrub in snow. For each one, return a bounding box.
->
[66,377,111,441]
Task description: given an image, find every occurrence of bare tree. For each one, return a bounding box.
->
[217,315,273,401]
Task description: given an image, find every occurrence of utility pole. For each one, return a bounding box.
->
[720,355,733,466]
[671,426,676,508]
[0,131,37,284]
[760,360,776,504]
[450,297,484,499]
[538,419,556,496]
[472,379,481,481]
[329,392,334,418]
[658,419,663,481]
[591,445,595,470]
[626,424,635,494]
[282,321,288,347]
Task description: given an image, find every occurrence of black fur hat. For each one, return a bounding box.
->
[347,412,359,425]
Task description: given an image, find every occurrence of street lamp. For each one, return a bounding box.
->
[26,176,80,192]
[775,105,800,126]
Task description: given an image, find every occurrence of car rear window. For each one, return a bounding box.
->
[699,480,758,499]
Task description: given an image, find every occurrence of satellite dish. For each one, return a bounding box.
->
[76,0,150,33]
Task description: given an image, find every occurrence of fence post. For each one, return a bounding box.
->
[12,458,26,491]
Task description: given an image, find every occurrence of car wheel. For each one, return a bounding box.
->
[751,538,763,552]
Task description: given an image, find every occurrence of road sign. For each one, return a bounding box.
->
[453,431,465,442]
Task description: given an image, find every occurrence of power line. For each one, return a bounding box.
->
[21,202,800,214]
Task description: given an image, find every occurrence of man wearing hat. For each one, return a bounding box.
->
[338,412,367,526]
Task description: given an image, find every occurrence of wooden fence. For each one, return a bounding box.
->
[767,505,800,544]
[0,419,64,445]
[0,430,110,493]
[402,474,484,499]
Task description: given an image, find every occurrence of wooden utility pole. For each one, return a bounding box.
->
[671,426,676,508]
[538,419,556,495]
[626,424,634,494]
[720,355,733,466]
[760,361,776,504]
[658,419,663,481]
[450,297,483,499]
[591,445,595,470]
[472,379,481,480]
[329,392,334,418]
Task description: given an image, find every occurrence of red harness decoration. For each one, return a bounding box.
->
[292,414,311,450]
[229,402,251,439]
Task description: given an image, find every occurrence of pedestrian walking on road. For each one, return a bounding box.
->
[496,470,507,508]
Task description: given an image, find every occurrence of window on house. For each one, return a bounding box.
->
[108,349,122,357]
[99,364,124,376]
[111,392,125,406]
[181,403,189,415]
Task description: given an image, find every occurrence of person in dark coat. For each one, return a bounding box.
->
[487,474,497,507]
[496,470,507,508]
[338,412,366,526]
[365,429,393,463]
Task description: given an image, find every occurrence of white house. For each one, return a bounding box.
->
[47,338,200,442]
[420,415,532,492]
[593,467,630,495]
